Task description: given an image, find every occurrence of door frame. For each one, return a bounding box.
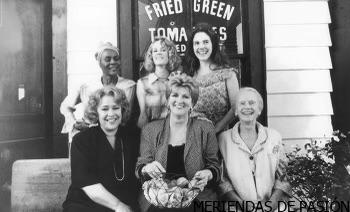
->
[118,0,267,124]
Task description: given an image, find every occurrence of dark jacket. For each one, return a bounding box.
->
[136,116,221,210]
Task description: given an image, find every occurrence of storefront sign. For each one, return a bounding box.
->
[137,0,242,57]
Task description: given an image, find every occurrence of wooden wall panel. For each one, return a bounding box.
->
[268,116,333,139]
[267,93,333,116]
[266,70,333,93]
[265,24,331,47]
[266,47,332,70]
[264,1,331,24]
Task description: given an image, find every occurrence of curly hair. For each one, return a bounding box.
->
[184,23,231,77]
[166,73,199,106]
[85,86,130,125]
[143,36,182,73]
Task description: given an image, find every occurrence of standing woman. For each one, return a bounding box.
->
[184,23,239,133]
[136,36,182,128]
[218,87,291,211]
[63,87,139,212]
[136,75,221,212]
[60,42,136,150]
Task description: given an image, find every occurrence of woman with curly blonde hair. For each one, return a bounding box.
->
[136,37,182,128]
[63,87,139,212]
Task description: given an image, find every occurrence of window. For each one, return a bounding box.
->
[135,0,244,78]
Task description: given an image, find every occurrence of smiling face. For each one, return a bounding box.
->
[152,40,169,67]
[99,49,121,77]
[168,86,193,117]
[97,95,122,134]
[236,90,261,124]
[193,32,213,62]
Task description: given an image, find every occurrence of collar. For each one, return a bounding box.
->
[231,122,268,154]
[148,73,169,84]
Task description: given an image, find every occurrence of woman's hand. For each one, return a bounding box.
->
[191,169,213,191]
[141,161,166,179]
[114,203,132,212]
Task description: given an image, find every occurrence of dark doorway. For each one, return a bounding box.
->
[0,0,52,210]
[329,0,350,131]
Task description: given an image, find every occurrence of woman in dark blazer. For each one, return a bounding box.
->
[135,74,221,212]
[63,87,139,212]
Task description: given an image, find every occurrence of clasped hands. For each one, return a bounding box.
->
[141,161,213,191]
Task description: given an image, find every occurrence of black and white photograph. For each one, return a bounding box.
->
[0,0,349,211]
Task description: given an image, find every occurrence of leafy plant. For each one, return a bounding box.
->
[286,131,350,203]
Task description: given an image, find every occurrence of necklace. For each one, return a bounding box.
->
[113,139,125,181]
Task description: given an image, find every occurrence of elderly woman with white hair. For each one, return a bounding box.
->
[60,42,136,152]
[218,87,291,211]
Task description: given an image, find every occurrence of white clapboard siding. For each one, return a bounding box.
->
[265,24,331,47]
[267,93,333,116]
[267,70,333,93]
[268,116,333,139]
[266,47,332,70]
[264,1,331,24]
[281,138,332,153]
[264,0,334,141]
[282,139,312,153]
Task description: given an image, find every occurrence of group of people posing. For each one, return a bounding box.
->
[60,23,291,212]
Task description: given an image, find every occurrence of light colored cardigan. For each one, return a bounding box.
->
[218,122,291,201]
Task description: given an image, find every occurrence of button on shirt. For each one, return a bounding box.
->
[218,122,291,201]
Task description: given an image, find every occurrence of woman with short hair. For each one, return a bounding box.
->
[136,74,221,212]
[218,87,291,211]
[63,87,138,212]
[60,42,136,153]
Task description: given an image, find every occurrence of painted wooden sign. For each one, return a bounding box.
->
[137,0,242,57]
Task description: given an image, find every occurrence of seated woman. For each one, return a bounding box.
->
[135,74,221,212]
[136,36,182,128]
[63,87,138,212]
[218,87,291,211]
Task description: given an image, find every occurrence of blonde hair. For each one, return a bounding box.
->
[166,73,199,106]
[143,36,182,73]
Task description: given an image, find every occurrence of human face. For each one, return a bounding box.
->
[97,95,122,133]
[100,49,121,77]
[168,86,193,117]
[236,91,261,124]
[193,32,213,62]
[152,40,169,67]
